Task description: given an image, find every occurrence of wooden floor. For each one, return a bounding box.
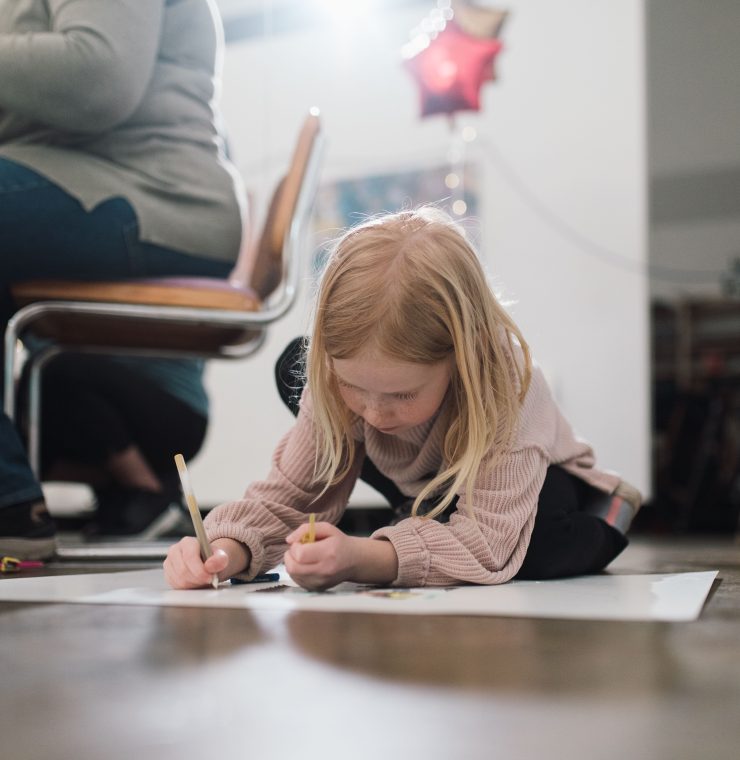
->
[0,535,738,760]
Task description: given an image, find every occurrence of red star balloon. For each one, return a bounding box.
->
[453,2,509,84]
[403,18,503,118]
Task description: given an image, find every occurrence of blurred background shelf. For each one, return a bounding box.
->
[650,298,740,533]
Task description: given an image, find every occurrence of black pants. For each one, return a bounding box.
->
[276,338,627,579]
[31,354,206,480]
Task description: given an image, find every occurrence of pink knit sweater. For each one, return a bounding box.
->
[204,361,621,587]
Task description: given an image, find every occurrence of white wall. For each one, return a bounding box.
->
[190,0,650,505]
[647,0,740,301]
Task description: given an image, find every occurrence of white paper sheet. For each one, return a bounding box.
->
[0,568,718,621]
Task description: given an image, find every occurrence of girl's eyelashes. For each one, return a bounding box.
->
[336,378,416,401]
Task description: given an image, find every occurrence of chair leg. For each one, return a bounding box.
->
[4,304,46,421]
[27,346,62,478]
[4,320,21,421]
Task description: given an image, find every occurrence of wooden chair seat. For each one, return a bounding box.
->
[4,110,324,482]
[10,278,264,351]
[12,278,262,312]
[7,112,322,357]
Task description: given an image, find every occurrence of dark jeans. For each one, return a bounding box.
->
[0,158,231,510]
[275,337,627,580]
[36,355,206,479]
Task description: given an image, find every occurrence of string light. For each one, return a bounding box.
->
[445,172,461,189]
[402,0,454,59]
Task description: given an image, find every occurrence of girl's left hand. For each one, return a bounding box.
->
[284,521,357,591]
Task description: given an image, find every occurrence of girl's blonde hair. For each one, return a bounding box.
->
[307,207,532,519]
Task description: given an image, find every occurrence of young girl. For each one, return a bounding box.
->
[164,208,641,590]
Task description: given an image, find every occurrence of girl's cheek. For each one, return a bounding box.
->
[340,390,361,414]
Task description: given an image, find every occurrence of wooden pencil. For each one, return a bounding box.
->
[174,454,218,589]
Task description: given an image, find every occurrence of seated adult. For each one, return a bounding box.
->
[0,0,246,558]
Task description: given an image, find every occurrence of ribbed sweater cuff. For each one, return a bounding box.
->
[205,511,266,580]
[372,525,429,587]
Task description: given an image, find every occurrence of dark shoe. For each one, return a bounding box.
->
[85,485,193,540]
[136,500,195,541]
[0,500,57,560]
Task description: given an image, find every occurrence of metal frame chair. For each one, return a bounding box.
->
[4,109,324,478]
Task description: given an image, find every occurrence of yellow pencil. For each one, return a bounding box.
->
[300,512,316,544]
[174,453,218,589]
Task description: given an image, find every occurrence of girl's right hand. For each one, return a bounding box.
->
[163,536,249,589]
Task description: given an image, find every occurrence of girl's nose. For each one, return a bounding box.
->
[362,401,388,428]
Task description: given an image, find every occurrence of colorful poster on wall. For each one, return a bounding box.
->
[312,163,480,276]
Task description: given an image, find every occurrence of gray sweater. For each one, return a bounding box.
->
[0,0,245,262]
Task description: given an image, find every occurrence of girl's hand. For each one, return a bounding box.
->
[284,522,356,590]
[163,536,249,589]
[284,521,399,591]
